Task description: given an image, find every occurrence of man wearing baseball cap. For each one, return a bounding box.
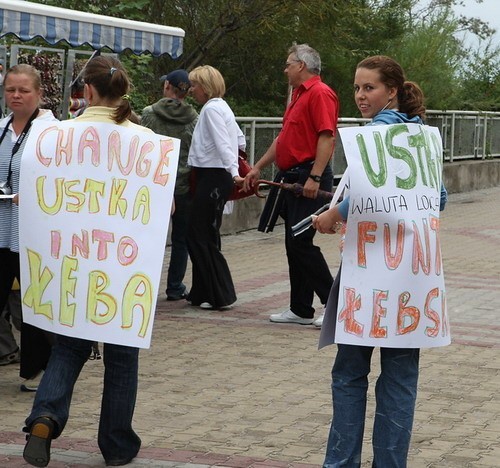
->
[142,70,198,301]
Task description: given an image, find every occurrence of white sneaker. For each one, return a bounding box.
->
[313,313,324,328]
[269,309,313,325]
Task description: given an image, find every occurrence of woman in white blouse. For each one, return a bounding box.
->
[187,65,242,310]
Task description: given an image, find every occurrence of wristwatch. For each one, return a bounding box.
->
[308,174,322,183]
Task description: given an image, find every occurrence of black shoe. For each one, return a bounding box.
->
[23,417,54,467]
[0,347,20,366]
[106,455,135,466]
[166,292,188,301]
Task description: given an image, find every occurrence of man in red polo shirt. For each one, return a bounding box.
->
[243,43,339,327]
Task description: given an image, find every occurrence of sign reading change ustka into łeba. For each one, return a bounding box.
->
[335,123,450,348]
[19,120,180,349]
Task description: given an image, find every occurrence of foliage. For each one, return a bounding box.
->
[309,0,415,116]
[9,0,500,116]
[120,53,155,113]
[17,51,63,115]
[455,41,500,111]
[384,7,464,110]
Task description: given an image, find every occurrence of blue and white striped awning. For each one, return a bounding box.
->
[0,0,184,57]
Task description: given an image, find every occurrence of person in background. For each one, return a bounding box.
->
[0,62,5,116]
[313,55,447,468]
[0,64,56,378]
[0,280,21,366]
[142,69,198,301]
[243,43,339,326]
[186,65,243,310]
[23,56,152,468]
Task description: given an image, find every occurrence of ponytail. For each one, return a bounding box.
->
[399,81,426,120]
[113,96,132,124]
[83,56,132,124]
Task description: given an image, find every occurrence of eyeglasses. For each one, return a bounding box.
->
[285,59,302,68]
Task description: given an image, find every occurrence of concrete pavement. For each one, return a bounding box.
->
[1,186,499,467]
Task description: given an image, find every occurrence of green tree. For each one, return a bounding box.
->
[455,41,500,111]
[309,0,414,116]
[385,7,464,110]
[24,0,500,115]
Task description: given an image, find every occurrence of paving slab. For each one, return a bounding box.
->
[1,186,499,467]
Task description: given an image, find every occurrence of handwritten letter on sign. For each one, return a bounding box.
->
[19,120,180,349]
[336,123,450,348]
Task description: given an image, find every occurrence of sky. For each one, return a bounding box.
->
[455,0,500,44]
[420,0,500,47]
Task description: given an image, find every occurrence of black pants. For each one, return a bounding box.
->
[280,164,334,318]
[0,249,53,378]
[187,168,236,308]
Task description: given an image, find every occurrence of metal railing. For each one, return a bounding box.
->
[237,110,500,180]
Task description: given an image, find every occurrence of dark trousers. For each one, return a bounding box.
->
[282,164,334,318]
[0,249,52,378]
[0,249,20,357]
[187,168,236,308]
[25,335,141,463]
[166,192,192,298]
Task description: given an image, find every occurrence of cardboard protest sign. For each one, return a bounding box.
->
[19,120,179,349]
[334,123,450,348]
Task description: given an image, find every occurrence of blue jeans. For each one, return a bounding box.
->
[323,344,420,468]
[25,335,141,463]
[166,192,191,298]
